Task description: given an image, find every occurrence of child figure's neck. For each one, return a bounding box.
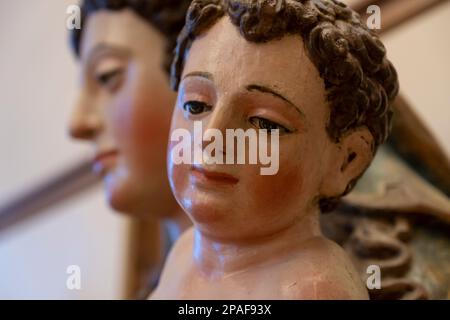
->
[192,209,322,278]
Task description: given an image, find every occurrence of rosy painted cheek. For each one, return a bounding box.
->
[129,92,172,145]
[247,161,304,217]
[112,89,173,169]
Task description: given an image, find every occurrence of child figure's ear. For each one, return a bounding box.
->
[320,127,374,199]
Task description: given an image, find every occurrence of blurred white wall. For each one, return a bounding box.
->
[0,1,130,299]
[382,2,450,156]
[0,189,129,299]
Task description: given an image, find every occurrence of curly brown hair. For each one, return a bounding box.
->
[172,0,399,146]
[70,0,192,73]
[170,0,399,211]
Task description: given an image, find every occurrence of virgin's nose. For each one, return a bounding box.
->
[68,94,102,140]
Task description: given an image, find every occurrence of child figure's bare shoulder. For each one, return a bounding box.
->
[282,236,369,300]
[149,227,195,299]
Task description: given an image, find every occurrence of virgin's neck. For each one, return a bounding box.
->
[163,209,192,243]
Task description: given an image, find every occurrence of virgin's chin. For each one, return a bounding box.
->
[105,181,133,215]
[103,173,139,215]
[105,172,176,217]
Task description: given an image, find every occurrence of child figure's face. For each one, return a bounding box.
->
[168,17,373,240]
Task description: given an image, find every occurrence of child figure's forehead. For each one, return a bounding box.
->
[182,16,327,115]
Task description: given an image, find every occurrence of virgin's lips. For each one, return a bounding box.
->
[92,149,118,175]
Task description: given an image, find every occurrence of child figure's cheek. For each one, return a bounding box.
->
[247,161,305,218]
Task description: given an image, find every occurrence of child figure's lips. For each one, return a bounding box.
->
[190,164,239,185]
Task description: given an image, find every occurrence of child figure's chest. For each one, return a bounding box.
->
[160,259,304,300]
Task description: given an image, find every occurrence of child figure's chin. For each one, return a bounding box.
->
[180,189,232,225]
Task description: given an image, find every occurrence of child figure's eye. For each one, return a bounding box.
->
[249,117,292,134]
[183,101,212,115]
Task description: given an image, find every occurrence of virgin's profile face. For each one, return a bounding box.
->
[168,18,340,240]
[69,9,177,216]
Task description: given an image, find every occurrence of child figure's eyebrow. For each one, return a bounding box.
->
[181,72,307,122]
[182,71,214,81]
[246,84,306,120]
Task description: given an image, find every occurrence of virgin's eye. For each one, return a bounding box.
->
[183,101,212,115]
[249,117,292,134]
[95,68,124,91]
